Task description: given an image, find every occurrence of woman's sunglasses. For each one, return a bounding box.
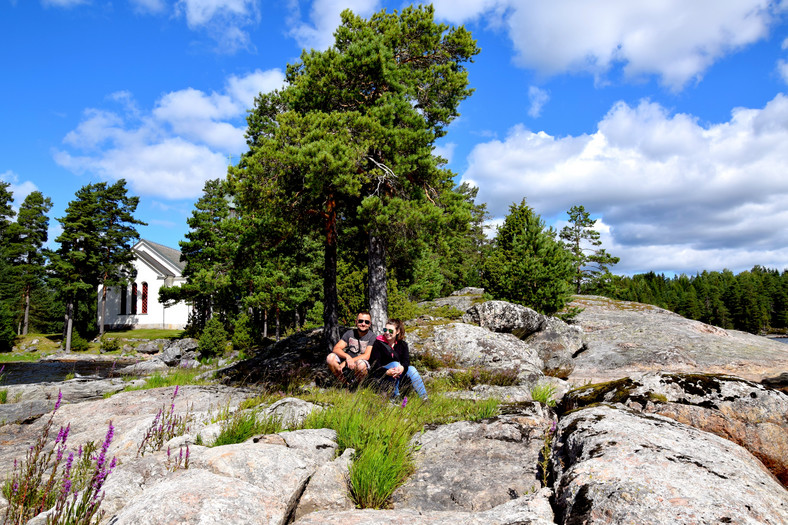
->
[383,328,396,334]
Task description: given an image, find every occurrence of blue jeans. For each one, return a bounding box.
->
[382,362,428,399]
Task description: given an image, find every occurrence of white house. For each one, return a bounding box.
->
[97,239,192,330]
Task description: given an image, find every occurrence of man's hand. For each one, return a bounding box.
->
[346,357,357,370]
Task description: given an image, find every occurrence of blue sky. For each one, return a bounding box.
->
[2,0,788,276]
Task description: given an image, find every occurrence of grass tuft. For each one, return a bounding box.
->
[530,382,557,407]
[300,388,499,509]
[212,409,284,447]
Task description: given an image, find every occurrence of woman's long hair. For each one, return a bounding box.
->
[386,318,406,342]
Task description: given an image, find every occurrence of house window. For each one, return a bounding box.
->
[132,283,138,314]
[141,282,148,314]
[120,286,127,315]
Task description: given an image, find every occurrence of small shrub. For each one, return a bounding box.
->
[530,382,557,407]
[198,318,228,358]
[100,335,121,353]
[231,313,253,353]
[538,419,557,486]
[69,332,89,352]
[0,389,6,404]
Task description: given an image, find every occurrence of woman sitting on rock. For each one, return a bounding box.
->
[368,318,428,400]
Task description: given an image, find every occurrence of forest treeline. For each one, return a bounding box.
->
[595,267,788,335]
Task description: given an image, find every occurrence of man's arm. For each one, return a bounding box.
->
[332,338,350,360]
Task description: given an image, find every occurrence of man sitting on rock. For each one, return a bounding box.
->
[326,311,376,385]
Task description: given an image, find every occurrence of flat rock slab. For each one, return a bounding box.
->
[108,468,279,525]
[392,403,553,512]
[553,405,788,524]
[0,385,250,472]
[294,491,555,525]
[570,296,788,383]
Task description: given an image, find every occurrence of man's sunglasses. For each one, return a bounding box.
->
[383,328,396,334]
[357,319,371,325]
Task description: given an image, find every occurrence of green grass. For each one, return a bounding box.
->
[212,409,285,447]
[300,387,499,509]
[121,368,211,392]
[530,382,557,407]
[104,329,184,340]
[0,389,7,404]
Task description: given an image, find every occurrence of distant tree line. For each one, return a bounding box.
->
[595,267,788,335]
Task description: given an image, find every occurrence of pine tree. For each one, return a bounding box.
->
[559,205,620,293]
[0,182,17,349]
[482,199,575,315]
[234,5,479,346]
[5,191,53,335]
[51,180,144,351]
[160,179,237,332]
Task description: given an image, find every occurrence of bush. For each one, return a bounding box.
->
[232,313,253,353]
[100,335,121,353]
[198,317,228,358]
[69,332,89,352]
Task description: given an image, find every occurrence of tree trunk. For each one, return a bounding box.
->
[100,280,107,336]
[368,234,388,333]
[263,309,268,338]
[322,194,340,351]
[275,307,281,342]
[22,285,30,336]
[64,300,74,352]
[294,308,300,332]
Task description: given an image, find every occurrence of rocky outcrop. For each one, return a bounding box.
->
[418,287,484,314]
[462,301,582,378]
[561,372,788,484]
[392,402,553,512]
[409,322,544,384]
[570,295,788,383]
[553,404,788,524]
[462,300,545,337]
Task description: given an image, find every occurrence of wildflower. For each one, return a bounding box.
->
[54,390,63,411]
[401,396,408,408]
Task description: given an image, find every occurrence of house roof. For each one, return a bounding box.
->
[135,239,186,274]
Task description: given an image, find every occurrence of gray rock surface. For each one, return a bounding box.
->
[553,404,788,524]
[392,403,554,512]
[418,288,484,314]
[134,339,170,355]
[116,359,169,375]
[409,322,544,384]
[523,316,582,378]
[293,492,555,525]
[562,372,788,484]
[107,468,276,525]
[462,300,545,337]
[294,448,355,520]
[264,397,322,429]
[570,295,788,383]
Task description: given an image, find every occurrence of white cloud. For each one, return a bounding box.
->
[433,142,456,165]
[287,0,380,51]
[779,59,788,84]
[0,170,39,208]
[54,69,284,200]
[433,0,781,91]
[527,86,549,118]
[461,93,788,274]
[175,0,260,52]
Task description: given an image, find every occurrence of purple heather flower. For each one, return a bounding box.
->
[401,396,408,408]
[54,390,63,411]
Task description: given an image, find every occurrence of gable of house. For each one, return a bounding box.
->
[97,239,191,330]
